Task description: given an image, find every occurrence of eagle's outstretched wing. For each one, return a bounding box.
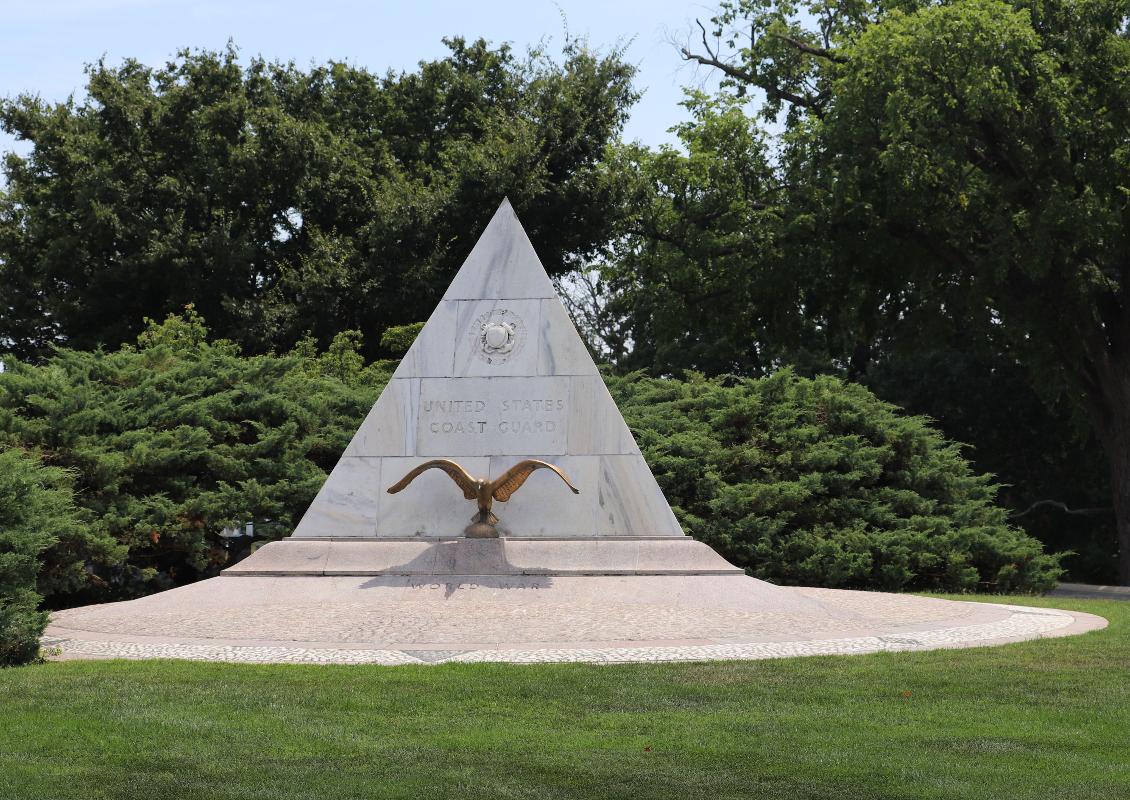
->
[386,459,478,500]
[490,459,580,502]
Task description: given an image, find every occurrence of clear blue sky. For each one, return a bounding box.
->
[1,0,724,160]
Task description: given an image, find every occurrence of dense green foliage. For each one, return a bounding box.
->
[580,94,1112,584]
[595,95,794,375]
[610,370,1062,592]
[815,0,1130,583]
[2,8,1116,583]
[864,348,1116,582]
[0,311,386,603]
[0,449,97,665]
[0,313,1058,601]
[0,39,635,359]
[0,596,1125,798]
[595,0,1129,581]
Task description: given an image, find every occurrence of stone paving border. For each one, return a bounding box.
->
[42,604,1106,665]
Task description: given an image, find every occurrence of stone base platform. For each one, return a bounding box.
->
[222,537,747,577]
[42,543,1107,664]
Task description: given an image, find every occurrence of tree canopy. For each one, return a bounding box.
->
[3,9,1127,584]
[593,0,1129,582]
[0,39,636,359]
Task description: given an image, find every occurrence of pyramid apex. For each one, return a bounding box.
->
[487,196,519,229]
[441,196,556,301]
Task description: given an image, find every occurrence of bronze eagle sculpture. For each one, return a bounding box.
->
[386,458,580,537]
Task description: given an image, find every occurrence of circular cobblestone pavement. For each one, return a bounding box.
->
[42,576,1108,665]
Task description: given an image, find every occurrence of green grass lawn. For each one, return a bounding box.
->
[1,595,1127,800]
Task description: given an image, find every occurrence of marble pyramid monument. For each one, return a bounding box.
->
[297,196,682,541]
[225,197,748,578]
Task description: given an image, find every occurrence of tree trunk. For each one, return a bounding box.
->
[1091,365,1130,585]
[1108,429,1130,586]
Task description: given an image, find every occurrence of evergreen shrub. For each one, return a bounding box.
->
[0,311,387,604]
[609,370,1063,593]
[0,448,85,665]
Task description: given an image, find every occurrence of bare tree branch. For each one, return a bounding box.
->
[1010,499,1113,518]
[681,19,830,115]
[768,32,848,64]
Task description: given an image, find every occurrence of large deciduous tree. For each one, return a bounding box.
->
[666,0,1130,581]
[593,95,801,376]
[0,39,636,359]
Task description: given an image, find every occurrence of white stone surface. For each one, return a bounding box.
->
[225,538,745,576]
[597,456,684,536]
[229,540,332,572]
[415,376,571,457]
[43,576,1108,665]
[393,300,458,379]
[441,200,558,301]
[343,379,419,458]
[324,540,440,575]
[488,455,598,537]
[567,376,640,455]
[537,299,598,377]
[292,457,381,538]
[289,197,688,541]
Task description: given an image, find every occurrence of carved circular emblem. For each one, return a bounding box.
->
[471,308,526,364]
